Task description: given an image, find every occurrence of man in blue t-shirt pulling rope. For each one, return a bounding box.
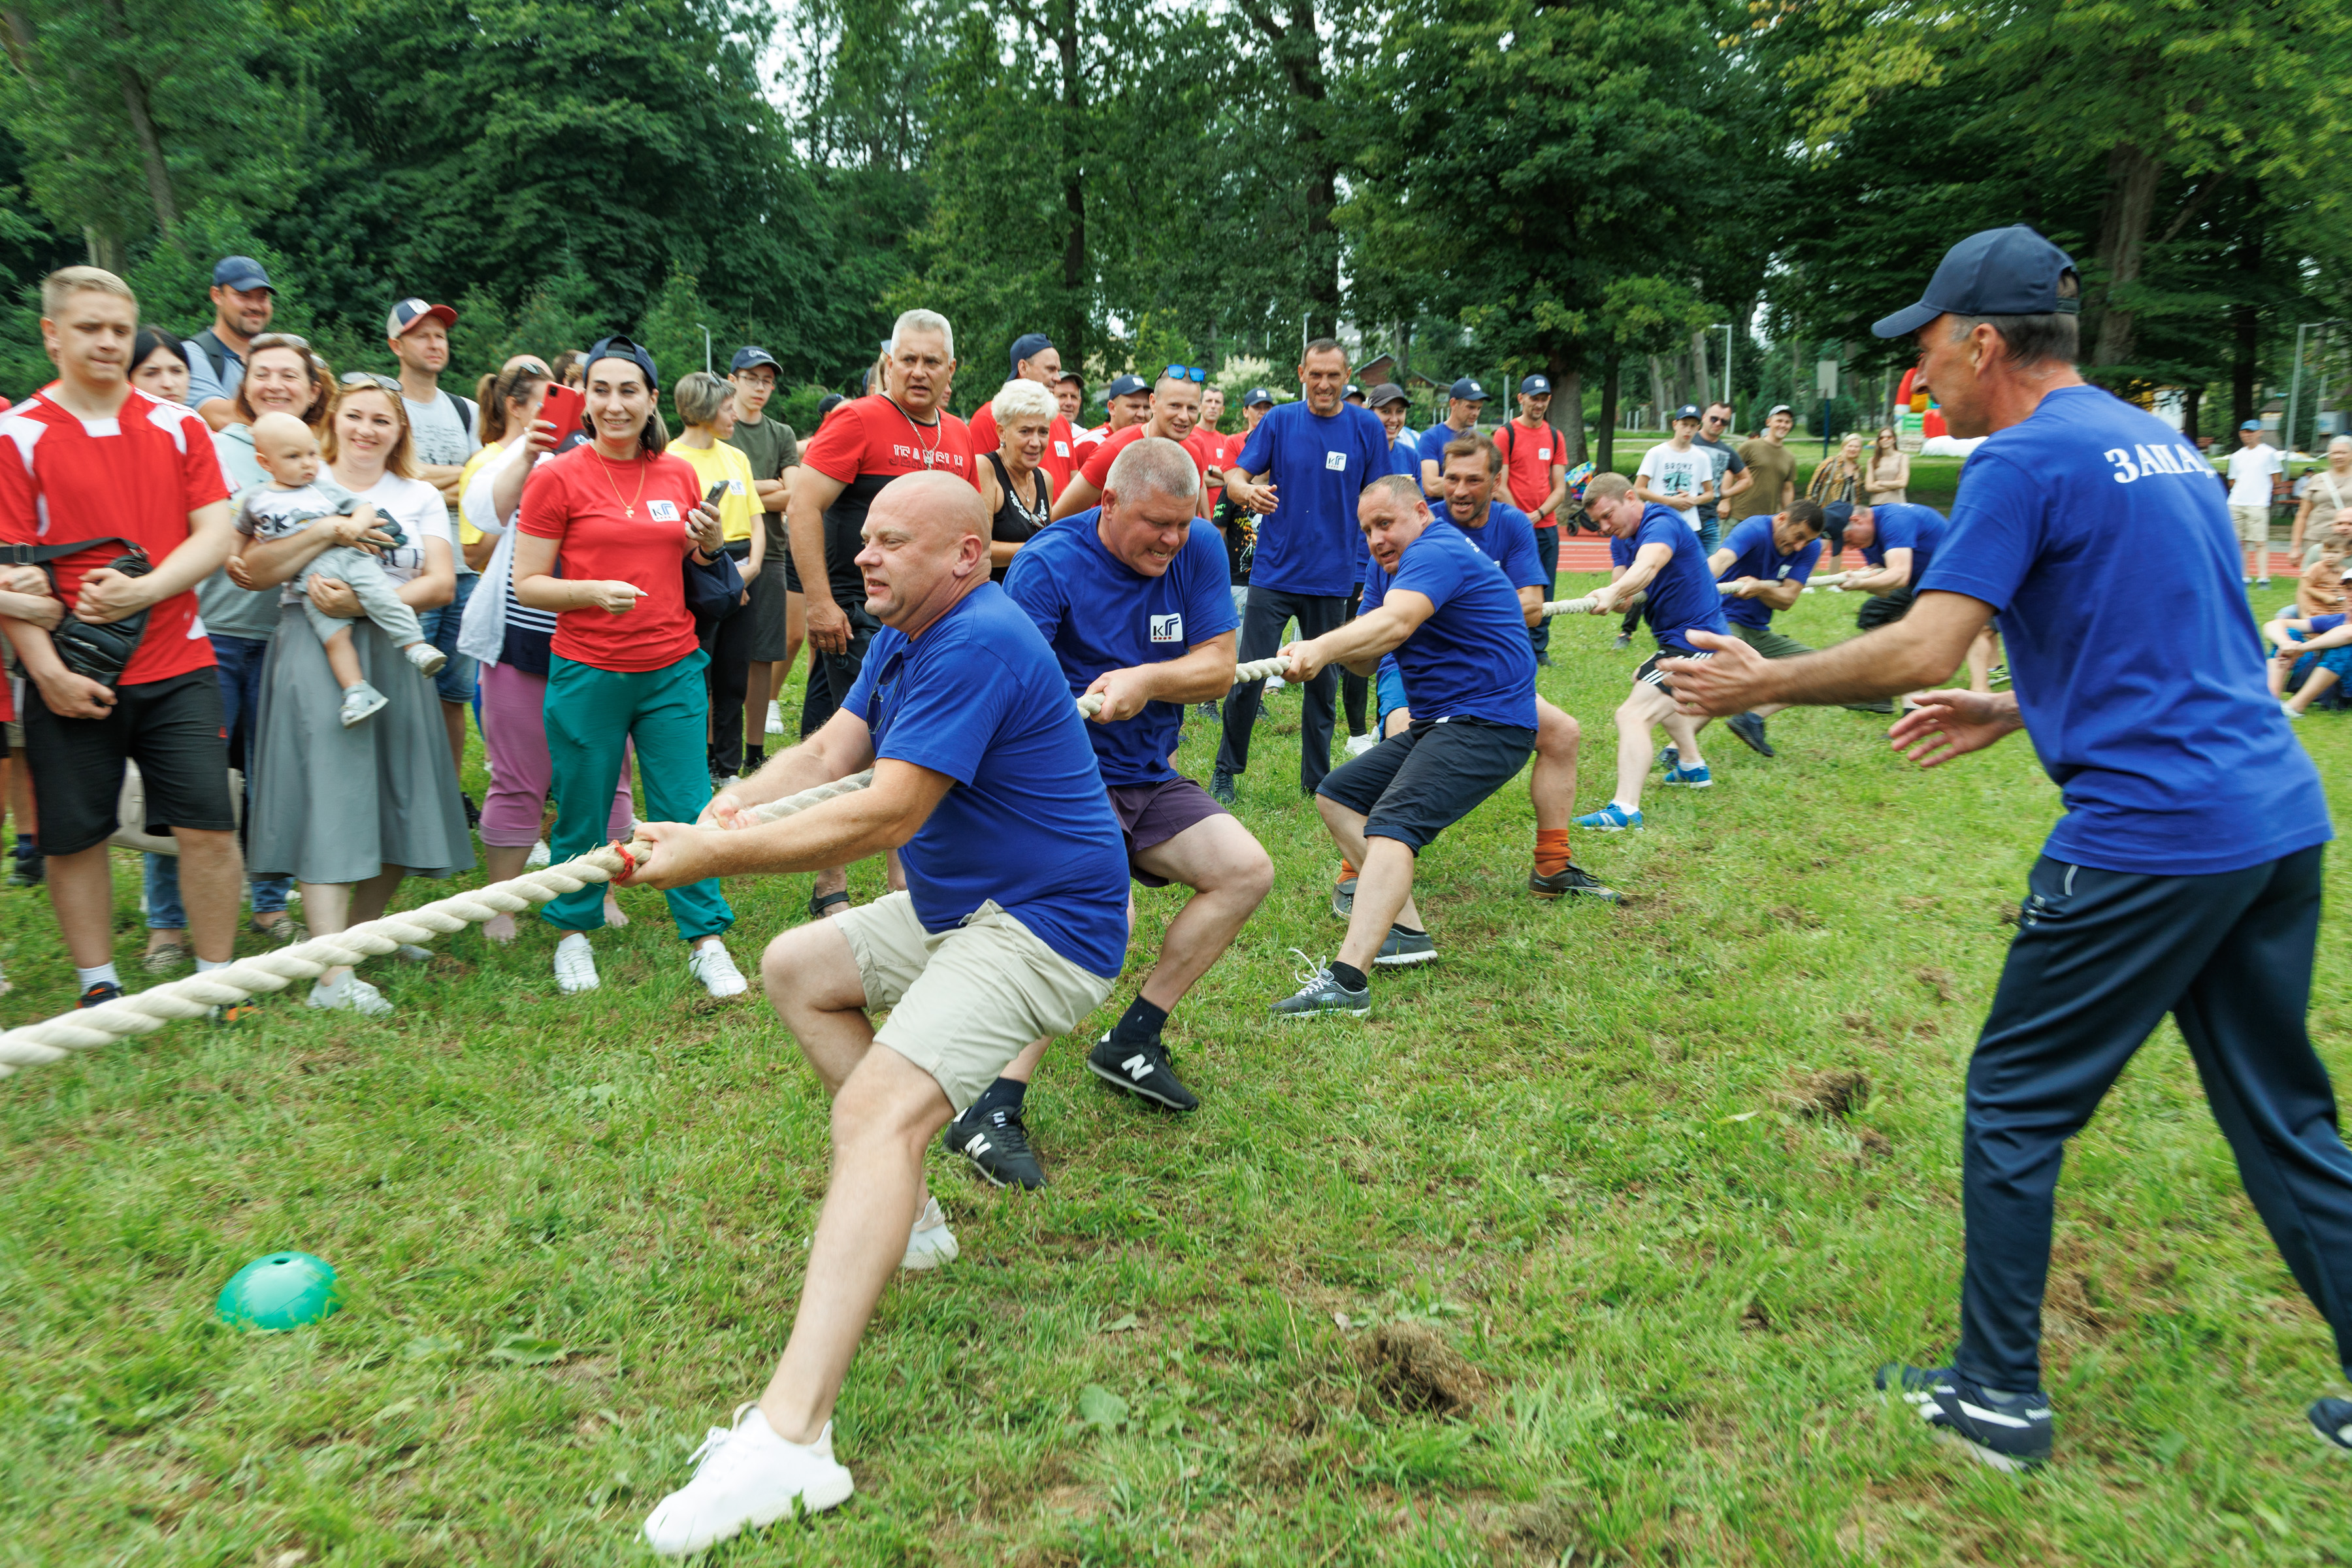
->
[621,472,1132,1553]
[1665,224,2352,1474]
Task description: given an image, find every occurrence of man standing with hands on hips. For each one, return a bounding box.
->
[1662,224,2352,1472]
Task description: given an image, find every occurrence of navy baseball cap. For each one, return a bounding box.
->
[1673,403,1703,422]
[1243,386,1275,408]
[2241,420,2264,431]
[585,334,660,392]
[1872,224,2080,339]
[1520,374,1551,395]
[1104,373,1149,400]
[1344,383,1364,400]
[1009,332,1054,375]
[212,255,272,291]
[730,346,779,374]
[1823,500,1855,529]
[1448,378,1490,402]
[1366,382,1409,408]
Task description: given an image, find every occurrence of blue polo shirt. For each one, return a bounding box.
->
[1714,515,1823,629]
[841,583,1131,975]
[1628,504,1729,655]
[1359,519,1536,728]
[1865,502,1948,585]
[1232,399,1392,595]
[1446,499,1547,589]
[1003,509,1239,787]
[1918,384,2328,876]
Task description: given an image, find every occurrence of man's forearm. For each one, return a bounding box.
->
[787,509,835,611]
[1133,645,1239,705]
[1309,606,1411,670]
[701,788,918,878]
[1742,617,1968,706]
[142,519,238,602]
[1,618,67,679]
[734,735,863,809]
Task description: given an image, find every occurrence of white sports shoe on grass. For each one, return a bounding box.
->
[689,939,747,998]
[306,975,391,1017]
[642,1403,854,1556]
[525,839,551,868]
[765,698,785,736]
[1345,732,1377,757]
[902,1194,958,1269]
[553,933,599,994]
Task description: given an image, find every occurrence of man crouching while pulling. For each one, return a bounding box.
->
[621,470,1131,1554]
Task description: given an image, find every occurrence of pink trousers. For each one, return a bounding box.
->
[479,660,634,848]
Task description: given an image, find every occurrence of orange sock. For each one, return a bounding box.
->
[1533,828,1570,877]
[1336,857,1358,885]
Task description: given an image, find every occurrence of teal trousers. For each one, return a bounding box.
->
[542,651,733,939]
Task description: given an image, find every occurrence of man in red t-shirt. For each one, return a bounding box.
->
[787,307,983,915]
[1496,374,1571,664]
[965,331,1077,492]
[0,268,242,1005]
[1054,370,1212,519]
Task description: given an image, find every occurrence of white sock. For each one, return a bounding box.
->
[195,957,229,974]
[75,962,120,988]
[1612,799,1636,813]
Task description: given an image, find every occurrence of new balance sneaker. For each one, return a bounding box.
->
[688,939,748,998]
[77,980,123,1009]
[1661,763,1713,787]
[1086,1030,1201,1111]
[942,1102,1047,1189]
[553,933,600,994]
[306,975,391,1017]
[1726,710,1774,757]
[1876,1364,2051,1473]
[1529,864,1623,903]
[1575,802,1642,832]
[402,641,449,676]
[1210,768,1237,806]
[2308,1396,2352,1455]
[1656,744,1678,774]
[902,1194,958,1269]
[338,681,389,727]
[1374,924,1437,968]
[642,1403,854,1556]
[1269,956,1371,1019]
[1331,871,1357,920]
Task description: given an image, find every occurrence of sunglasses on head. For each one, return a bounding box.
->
[1164,364,1207,383]
[250,333,310,352]
[340,371,401,393]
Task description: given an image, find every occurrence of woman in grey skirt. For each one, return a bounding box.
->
[238,378,472,1016]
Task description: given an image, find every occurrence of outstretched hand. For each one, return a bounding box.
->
[1658,630,1772,716]
[1887,689,2023,770]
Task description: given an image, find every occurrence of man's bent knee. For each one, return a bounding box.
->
[830,1044,953,1152]
[763,921,866,1014]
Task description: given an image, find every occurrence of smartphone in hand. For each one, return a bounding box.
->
[536,383,586,446]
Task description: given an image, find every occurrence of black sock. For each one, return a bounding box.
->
[1110,995,1168,1047]
[973,1075,1027,1117]
[1392,923,1425,936]
[1330,960,1368,992]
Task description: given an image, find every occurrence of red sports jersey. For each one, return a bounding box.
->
[0,385,227,685]
[1077,424,1215,512]
[967,402,1075,491]
[1494,418,1565,519]
[797,394,982,604]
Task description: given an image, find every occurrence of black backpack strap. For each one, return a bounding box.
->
[0,536,146,568]
[193,330,232,386]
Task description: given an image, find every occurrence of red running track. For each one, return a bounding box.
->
[1554,540,2311,578]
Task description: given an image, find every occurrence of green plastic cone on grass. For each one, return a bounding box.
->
[216,1252,342,1331]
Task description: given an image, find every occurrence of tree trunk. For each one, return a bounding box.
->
[1690,329,1713,407]
[1646,355,1670,424]
[2232,220,2262,431]
[1241,2,1338,340]
[1550,350,1586,466]
[1597,352,1620,472]
[2181,385,2201,443]
[83,225,122,272]
[2091,142,2162,368]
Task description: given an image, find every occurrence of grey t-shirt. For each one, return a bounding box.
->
[182,332,244,415]
[402,389,480,574]
[1694,434,1747,525]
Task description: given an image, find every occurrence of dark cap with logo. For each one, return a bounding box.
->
[1672,403,1703,423]
[212,255,272,291]
[1448,377,1490,402]
[1872,224,2080,339]
[585,334,661,392]
[1104,373,1149,400]
[1520,374,1551,396]
[1243,386,1276,408]
[730,346,779,374]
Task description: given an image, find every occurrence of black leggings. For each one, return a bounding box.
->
[702,545,757,773]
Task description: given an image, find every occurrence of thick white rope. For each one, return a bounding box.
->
[1541,588,1644,618]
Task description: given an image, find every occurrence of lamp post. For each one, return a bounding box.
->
[1712,322,1734,423]
[696,322,712,376]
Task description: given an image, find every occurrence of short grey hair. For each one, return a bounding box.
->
[1360,474,1426,512]
[2328,434,2352,455]
[990,377,1056,429]
[1945,269,2080,372]
[890,308,955,361]
[674,370,732,428]
[1105,435,1200,504]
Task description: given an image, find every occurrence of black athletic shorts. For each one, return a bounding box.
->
[1315,716,1533,854]
[1856,585,1916,631]
[1635,648,1715,689]
[24,666,235,855]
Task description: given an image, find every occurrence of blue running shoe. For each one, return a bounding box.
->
[1656,744,1678,774]
[2308,1396,2352,1455]
[1876,1364,2051,1472]
[1575,802,1642,832]
[1660,764,1712,788]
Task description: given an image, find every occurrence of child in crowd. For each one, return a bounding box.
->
[235,411,446,726]
[2263,548,2352,713]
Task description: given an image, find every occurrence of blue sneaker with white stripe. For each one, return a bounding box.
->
[1660,763,1712,788]
[1876,1364,2051,1472]
[1574,802,1642,832]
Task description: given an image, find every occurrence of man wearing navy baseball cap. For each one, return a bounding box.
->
[1496,374,1571,662]
[1662,223,2352,1472]
[1075,373,1152,461]
[1416,376,1488,496]
[183,254,276,430]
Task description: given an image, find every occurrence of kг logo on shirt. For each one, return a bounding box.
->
[1149,613,1184,644]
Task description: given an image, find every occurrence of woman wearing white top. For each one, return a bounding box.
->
[238,377,470,1016]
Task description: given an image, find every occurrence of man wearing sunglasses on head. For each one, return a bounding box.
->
[1052,364,1211,521]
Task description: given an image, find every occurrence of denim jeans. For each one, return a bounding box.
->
[143,632,294,929]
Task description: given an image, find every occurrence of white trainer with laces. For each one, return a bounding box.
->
[306,975,392,1017]
[902,1194,958,1269]
[525,839,551,869]
[642,1403,854,1556]
[553,933,600,994]
[689,939,748,998]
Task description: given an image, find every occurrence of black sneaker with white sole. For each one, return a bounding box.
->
[1876,1364,2051,1472]
[1374,924,1437,967]
[2309,1396,2352,1454]
[1269,958,1371,1019]
[1085,1031,1201,1112]
[941,1102,1047,1189]
[1529,864,1623,903]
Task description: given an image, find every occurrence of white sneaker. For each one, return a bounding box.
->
[902,1194,958,1269]
[642,1404,854,1556]
[1262,676,1284,696]
[764,699,785,736]
[306,975,392,1017]
[688,939,747,998]
[1345,731,1377,757]
[525,839,551,869]
[339,681,388,727]
[553,933,599,994]
[403,641,449,676]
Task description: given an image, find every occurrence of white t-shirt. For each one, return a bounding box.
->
[327,468,453,587]
[1637,441,1713,529]
[2227,441,2283,508]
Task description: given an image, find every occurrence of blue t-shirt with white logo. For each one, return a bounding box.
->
[1232,399,1392,595]
[1448,500,1548,589]
[1715,515,1823,629]
[1629,504,1729,655]
[1359,519,1537,729]
[841,583,1131,975]
[1918,383,2329,876]
[1003,508,1239,787]
[1865,502,1947,585]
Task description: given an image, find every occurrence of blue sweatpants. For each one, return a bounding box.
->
[1957,845,2352,1391]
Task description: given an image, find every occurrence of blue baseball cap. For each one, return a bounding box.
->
[1520,374,1551,395]
[585,334,660,392]
[212,255,272,291]
[1104,374,1149,400]
[1449,378,1490,402]
[2241,420,2264,432]
[1009,332,1054,376]
[1243,386,1275,408]
[1872,225,2080,338]
[730,346,779,374]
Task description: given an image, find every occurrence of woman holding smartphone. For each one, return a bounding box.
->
[512,336,746,1000]
[667,371,764,785]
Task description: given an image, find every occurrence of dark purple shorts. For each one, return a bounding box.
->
[1106,777,1230,888]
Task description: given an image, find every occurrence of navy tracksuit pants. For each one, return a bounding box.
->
[1957,845,2352,1392]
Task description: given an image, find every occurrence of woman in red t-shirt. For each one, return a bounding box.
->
[512,336,745,1000]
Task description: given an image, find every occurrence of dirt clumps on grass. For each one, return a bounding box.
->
[1782,1069,1870,1120]
[1354,1322,1486,1415]
[1499,1497,1587,1559]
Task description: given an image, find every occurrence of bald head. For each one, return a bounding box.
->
[858,470,992,632]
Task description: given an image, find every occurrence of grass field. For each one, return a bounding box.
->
[4,581,2350,1567]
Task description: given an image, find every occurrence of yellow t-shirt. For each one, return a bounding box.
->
[456,440,505,546]
[670,439,759,544]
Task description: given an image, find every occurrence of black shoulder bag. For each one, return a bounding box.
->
[0,538,155,685]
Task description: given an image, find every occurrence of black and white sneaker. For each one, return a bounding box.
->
[2308,1396,2352,1455]
[941,1103,1047,1190]
[1086,1031,1201,1112]
[1529,864,1623,903]
[1876,1364,2051,1472]
[1374,924,1437,967]
[1269,955,1371,1020]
